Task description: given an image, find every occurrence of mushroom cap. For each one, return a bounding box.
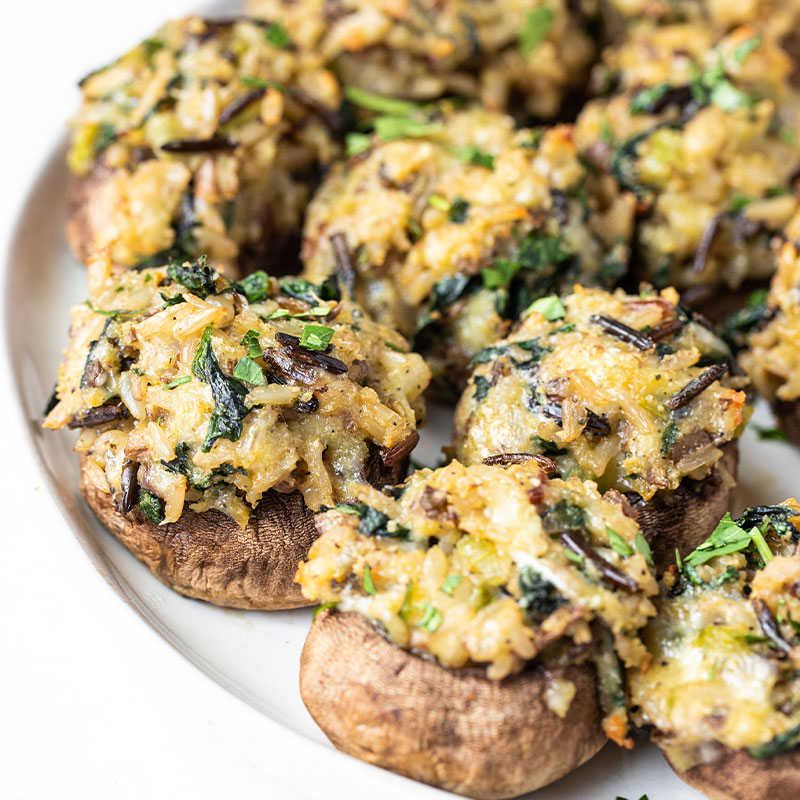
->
[300,609,607,799]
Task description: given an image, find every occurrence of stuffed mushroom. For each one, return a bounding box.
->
[302,104,634,390]
[575,21,800,304]
[297,459,658,798]
[628,500,800,800]
[740,231,800,445]
[453,286,748,568]
[43,252,429,608]
[246,0,595,119]
[67,15,342,274]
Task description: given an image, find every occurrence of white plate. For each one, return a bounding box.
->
[5,15,800,800]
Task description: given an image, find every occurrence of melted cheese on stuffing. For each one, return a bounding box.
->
[630,547,800,770]
[575,21,800,290]
[297,460,657,681]
[44,253,429,526]
[454,286,746,500]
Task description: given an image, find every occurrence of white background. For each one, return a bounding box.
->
[0,2,326,798]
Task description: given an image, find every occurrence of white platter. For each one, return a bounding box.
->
[4,6,800,798]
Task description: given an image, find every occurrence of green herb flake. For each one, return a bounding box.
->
[232,270,270,303]
[711,80,753,112]
[564,549,584,565]
[344,86,418,116]
[729,192,753,214]
[428,194,451,212]
[164,375,191,390]
[265,21,291,49]
[779,127,797,146]
[240,75,288,91]
[440,575,462,596]
[399,581,415,620]
[346,132,371,156]
[363,563,377,595]
[754,425,789,442]
[233,356,266,386]
[630,82,671,115]
[519,6,555,58]
[299,324,334,351]
[527,295,566,321]
[374,116,442,141]
[733,35,761,65]
[312,601,336,620]
[634,533,654,567]
[384,340,407,353]
[450,144,494,169]
[418,603,443,633]
[240,330,262,359]
[139,490,165,525]
[482,258,521,289]
[607,527,634,557]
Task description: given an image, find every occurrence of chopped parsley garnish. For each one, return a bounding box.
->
[344,86,418,116]
[164,375,191,390]
[440,575,462,596]
[482,259,521,289]
[527,295,566,321]
[280,276,339,305]
[265,21,291,49]
[363,563,377,595]
[710,80,753,112]
[418,603,443,633]
[684,512,774,567]
[312,601,336,620]
[139,490,165,525]
[728,192,753,214]
[519,6,555,58]
[346,132,371,156]
[634,533,654,567]
[239,75,289,92]
[299,324,334,351]
[607,527,634,557]
[449,144,494,169]
[240,330,262,359]
[630,83,671,115]
[374,116,442,141]
[232,356,266,386]
[733,35,761,65]
[232,270,270,303]
[428,194,450,211]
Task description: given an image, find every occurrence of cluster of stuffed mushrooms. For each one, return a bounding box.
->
[45,1,800,798]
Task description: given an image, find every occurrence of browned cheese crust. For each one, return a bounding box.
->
[80,453,402,610]
[300,610,607,799]
[667,746,800,800]
[627,443,738,571]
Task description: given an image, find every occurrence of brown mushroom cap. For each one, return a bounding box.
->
[666,745,800,800]
[80,451,403,610]
[300,610,607,799]
[626,442,738,571]
[772,399,800,448]
[66,165,115,267]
